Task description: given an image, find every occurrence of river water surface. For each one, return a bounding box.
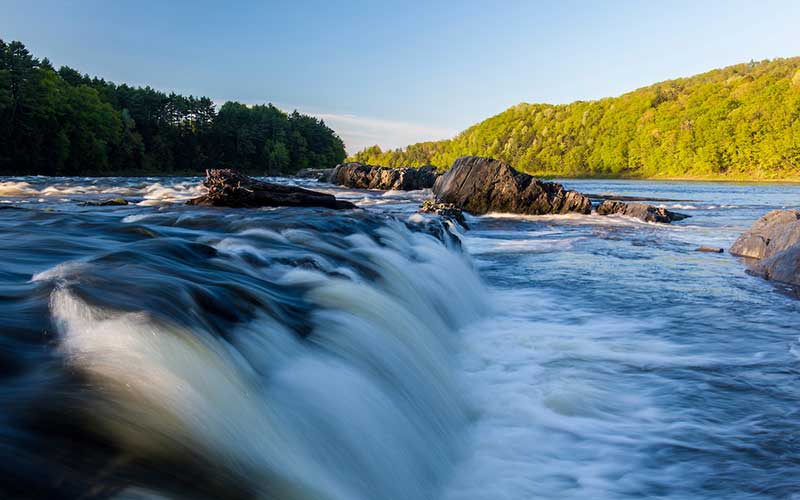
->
[0,176,798,499]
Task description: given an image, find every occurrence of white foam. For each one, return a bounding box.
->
[51,221,489,499]
[0,181,36,196]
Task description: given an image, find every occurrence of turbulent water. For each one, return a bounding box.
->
[0,175,798,499]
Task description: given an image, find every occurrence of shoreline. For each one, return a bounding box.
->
[2,170,800,185]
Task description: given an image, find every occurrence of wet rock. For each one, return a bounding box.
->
[419,199,468,229]
[187,169,356,209]
[696,246,724,253]
[729,209,800,259]
[432,156,591,215]
[80,198,129,206]
[595,200,689,223]
[584,193,692,202]
[731,210,800,289]
[295,168,333,181]
[329,163,438,190]
[748,243,800,287]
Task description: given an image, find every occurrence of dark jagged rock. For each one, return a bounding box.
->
[80,198,129,206]
[419,199,468,229]
[295,168,333,181]
[187,169,356,209]
[595,200,689,223]
[729,209,800,259]
[432,156,591,215]
[330,163,438,190]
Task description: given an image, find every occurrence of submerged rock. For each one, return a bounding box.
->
[432,156,591,215]
[187,169,356,209]
[729,209,800,259]
[330,162,438,190]
[80,198,129,206]
[419,199,468,229]
[595,200,689,223]
[731,209,800,288]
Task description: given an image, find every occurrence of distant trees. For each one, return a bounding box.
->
[0,39,346,176]
[354,57,800,180]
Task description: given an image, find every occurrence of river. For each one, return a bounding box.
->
[0,176,798,499]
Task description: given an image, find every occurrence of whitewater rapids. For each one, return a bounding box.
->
[1,175,800,499]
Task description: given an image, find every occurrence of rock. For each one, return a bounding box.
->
[419,199,468,229]
[595,200,689,223]
[696,246,724,253]
[329,163,438,190]
[432,156,591,215]
[295,168,333,181]
[80,198,129,206]
[729,209,800,259]
[187,169,356,209]
[583,193,692,202]
[748,243,800,287]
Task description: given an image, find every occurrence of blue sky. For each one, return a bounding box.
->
[2,0,800,153]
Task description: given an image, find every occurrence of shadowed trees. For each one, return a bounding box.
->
[0,39,346,176]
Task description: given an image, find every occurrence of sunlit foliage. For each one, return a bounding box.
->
[353,58,800,180]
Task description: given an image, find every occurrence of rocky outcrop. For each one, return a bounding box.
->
[295,168,333,181]
[729,209,800,259]
[330,163,438,190]
[595,200,690,223]
[432,156,591,215]
[187,169,356,209]
[419,200,468,229]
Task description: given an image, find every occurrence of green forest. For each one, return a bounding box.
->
[353,58,800,180]
[0,40,346,176]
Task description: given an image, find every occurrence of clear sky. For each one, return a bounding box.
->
[2,0,800,154]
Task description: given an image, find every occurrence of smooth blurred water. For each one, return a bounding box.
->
[0,175,798,499]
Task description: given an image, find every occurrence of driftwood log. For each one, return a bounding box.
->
[187,169,356,209]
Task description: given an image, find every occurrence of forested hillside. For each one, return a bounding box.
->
[0,40,346,176]
[353,58,800,180]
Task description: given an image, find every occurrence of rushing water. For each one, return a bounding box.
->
[0,175,798,499]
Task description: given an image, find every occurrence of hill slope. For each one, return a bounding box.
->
[352,58,800,180]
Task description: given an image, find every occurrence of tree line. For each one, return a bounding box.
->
[353,58,800,180]
[0,39,346,176]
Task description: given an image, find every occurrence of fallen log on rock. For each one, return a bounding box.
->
[595,200,689,223]
[187,169,356,209]
[432,156,591,215]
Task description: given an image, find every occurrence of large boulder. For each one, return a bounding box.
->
[595,200,689,223]
[187,169,356,209]
[432,156,591,215]
[729,209,800,259]
[749,244,800,286]
[330,163,438,190]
